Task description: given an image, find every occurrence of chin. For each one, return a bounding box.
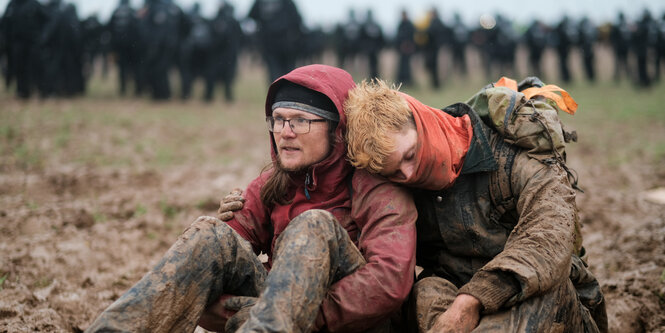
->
[278,159,305,172]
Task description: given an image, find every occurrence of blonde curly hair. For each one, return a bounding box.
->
[344,79,413,173]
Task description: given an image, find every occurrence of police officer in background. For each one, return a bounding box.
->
[360,9,384,79]
[179,2,213,101]
[81,14,105,81]
[633,9,657,88]
[138,0,188,100]
[248,0,303,82]
[656,12,665,82]
[395,9,415,86]
[423,8,447,88]
[610,12,632,83]
[449,13,468,78]
[1,0,46,98]
[554,15,577,83]
[578,17,597,82]
[524,19,548,79]
[210,0,242,102]
[109,0,139,96]
[334,9,362,70]
[493,15,518,78]
[61,3,84,95]
[40,0,84,97]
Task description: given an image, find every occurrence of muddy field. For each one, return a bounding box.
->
[1,55,664,332]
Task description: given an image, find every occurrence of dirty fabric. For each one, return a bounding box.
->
[239,209,366,333]
[86,210,368,333]
[86,216,267,332]
[228,168,417,332]
[411,105,606,331]
[225,65,417,332]
[411,275,594,332]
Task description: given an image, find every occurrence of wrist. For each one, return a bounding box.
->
[456,293,482,313]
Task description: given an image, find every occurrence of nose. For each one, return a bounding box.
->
[279,121,297,138]
[400,163,415,180]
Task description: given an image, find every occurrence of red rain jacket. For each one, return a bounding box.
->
[226,65,417,332]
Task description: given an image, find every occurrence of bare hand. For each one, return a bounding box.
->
[427,294,481,333]
[218,188,245,221]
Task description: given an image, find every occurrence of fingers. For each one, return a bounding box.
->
[218,201,244,220]
[218,211,234,221]
[228,188,244,198]
[222,193,245,203]
[217,189,245,221]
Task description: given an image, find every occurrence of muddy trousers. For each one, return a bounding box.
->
[86,209,365,333]
[411,276,598,333]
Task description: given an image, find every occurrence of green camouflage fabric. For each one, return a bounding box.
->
[466,81,575,163]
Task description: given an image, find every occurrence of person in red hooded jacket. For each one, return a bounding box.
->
[85,65,418,333]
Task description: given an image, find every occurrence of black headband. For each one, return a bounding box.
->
[272,81,339,122]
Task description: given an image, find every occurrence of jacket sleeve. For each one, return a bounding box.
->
[459,154,576,313]
[319,170,418,332]
[224,174,273,255]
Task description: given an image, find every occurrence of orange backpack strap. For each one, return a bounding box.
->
[494,77,518,91]
[495,77,578,115]
[522,85,578,115]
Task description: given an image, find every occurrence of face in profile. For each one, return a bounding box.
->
[380,125,418,183]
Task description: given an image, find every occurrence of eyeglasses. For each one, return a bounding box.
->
[266,116,328,134]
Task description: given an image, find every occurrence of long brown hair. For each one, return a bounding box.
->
[260,162,295,206]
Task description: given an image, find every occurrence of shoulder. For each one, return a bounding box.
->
[351,169,414,205]
[352,169,402,193]
[488,130,570,197]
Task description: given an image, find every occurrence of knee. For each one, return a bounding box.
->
[182,216,233,243]
[413,277,458,305]
[284,209,338,235]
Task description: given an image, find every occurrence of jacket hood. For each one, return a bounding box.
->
[265,65,356,193]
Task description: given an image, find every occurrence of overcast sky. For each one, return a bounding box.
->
[2,0,664,34]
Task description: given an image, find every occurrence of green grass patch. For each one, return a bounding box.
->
[133,204,148,218]
[32,276,53,289]
[160,200,180,220]
[0,273,8,290]
[93,212,107,223]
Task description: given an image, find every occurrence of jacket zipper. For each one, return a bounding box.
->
[304,172,311,200]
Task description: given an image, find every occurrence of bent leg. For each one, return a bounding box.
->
[411,276,592,333]
[239,209,366,333]
[410,276,459,332]
[474,279,589,333]
[86,216,266,332]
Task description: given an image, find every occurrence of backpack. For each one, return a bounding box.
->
[466,76,582,190]
[466,77,584,254]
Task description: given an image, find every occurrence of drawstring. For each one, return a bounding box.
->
[304,173,311,200]
[528,101,584,193]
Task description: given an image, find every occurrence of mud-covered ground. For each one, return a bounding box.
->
[1,56,664,332]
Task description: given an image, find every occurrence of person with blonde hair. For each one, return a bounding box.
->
[344,79,606,333]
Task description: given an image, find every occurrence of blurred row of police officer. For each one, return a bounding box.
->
[3,1,665,100]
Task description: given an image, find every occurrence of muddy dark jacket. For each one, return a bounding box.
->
[226,65,418,332]
[414,103,576,313]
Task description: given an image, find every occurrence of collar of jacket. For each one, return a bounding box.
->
[441,102,498,175]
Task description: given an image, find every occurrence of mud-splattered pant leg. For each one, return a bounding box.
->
[412,276,593,333]
[238,209,366,333]
[86,216,267,333]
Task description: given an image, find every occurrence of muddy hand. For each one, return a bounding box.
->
[218,188,245,221]
[223,296,257,333]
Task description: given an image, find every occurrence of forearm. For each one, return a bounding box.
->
[471,160,577,309]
